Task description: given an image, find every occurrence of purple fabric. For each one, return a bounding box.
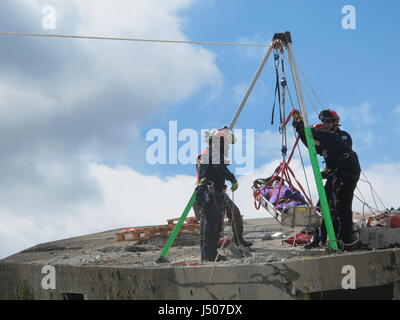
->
[259,184,307,212]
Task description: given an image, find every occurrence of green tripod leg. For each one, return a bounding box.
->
[157,191,197,263]
[304,126,338,251]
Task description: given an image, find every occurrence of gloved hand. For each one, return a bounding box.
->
[292,109,301,119]
[321,168,331,179]
[231,181,238,192]
[291,109,303,128]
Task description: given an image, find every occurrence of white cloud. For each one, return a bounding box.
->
[255,129,298,159]
[235,33,272,60]
[2,158,399,258]
[0,0,222,258]
[328,102,376,126]
[394,105,400,115]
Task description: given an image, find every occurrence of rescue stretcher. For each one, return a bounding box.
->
[252,185,323,229]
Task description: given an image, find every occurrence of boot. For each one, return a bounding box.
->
[238,238,253,247]
[304,236,320,249]
[234,235,253,247]
[203,254,227,262]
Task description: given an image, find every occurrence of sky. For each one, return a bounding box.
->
[0,0,399,258]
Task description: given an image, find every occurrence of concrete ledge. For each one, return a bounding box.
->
[360,228,400,250]
[1,248,400,300]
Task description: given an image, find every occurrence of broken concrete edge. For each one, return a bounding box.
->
[1,248,399,300]
[360,227,400,250]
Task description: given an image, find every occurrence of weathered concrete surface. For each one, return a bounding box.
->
[360,227,400,250]
[1,249,400,299]
[0,218,323,268]
[1,218,400,300]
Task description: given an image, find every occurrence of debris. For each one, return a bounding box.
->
[171,260,186,266]
[263,231,291,241]
[98,246,121,253]
[124,245,159,252]
[282,232,313,246]
[116,222,199,242]
[227,243,252,258]
[217,237,230,248]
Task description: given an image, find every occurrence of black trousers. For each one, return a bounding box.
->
[332,174,359,244]
[197,192,244,247]
[319,177,336,245]
[224,195,244,245]
[316,173,359,245]
[200,192,222,260]
[197,190,245,257]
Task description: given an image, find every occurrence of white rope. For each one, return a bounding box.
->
[297,64,325,110]
[301,81,321,118]
[360,170,386,210]
[354,187,379,216]
[0,31,271,47]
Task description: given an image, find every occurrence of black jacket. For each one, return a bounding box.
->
[196,152,237,192]
[335,128,353,149]
[294,120,360,177]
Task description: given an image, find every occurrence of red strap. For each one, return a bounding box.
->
[286,165,314,206]
[253,190,262,210]
[287,136,300,165]
[280,110,296,129]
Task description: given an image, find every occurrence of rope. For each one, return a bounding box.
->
[354,188,379,216]
[297,64,325,109]
[295,130,313,203]
[358,179,379,212]
[360,170,386,210]
[301,81,321,118]
[282,87,314,204]
[0,31,271,47]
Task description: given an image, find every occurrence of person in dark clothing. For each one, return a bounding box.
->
[319,109,353,148]
[292,110,361,249]
[308,109,357,247]
[194,128,251,262]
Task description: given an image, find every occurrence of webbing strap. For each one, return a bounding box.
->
[271,67,281,125]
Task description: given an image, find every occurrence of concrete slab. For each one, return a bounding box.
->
[360,227,400,249]
[1,218,400,300]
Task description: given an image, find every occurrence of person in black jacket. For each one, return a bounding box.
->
[319,109,353,148]
[292,110,361,250]
[194,128,250,262]
[307,109,357,247]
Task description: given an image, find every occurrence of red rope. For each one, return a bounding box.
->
[253,190,262,210]
[256,110,314,209]
[280,110,296,130]
[286,165,314,206]
[265,136,314,208]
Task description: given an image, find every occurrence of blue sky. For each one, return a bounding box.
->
[134,0,400,177]
[0,0,399,258]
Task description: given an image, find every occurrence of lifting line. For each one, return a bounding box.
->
[0,31,271,47]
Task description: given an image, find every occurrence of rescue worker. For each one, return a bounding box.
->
[194,127,251,262]
[307,109,356,248]
[292,110,361,250]
[319,109,353,148]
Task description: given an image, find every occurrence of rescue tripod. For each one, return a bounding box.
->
[157,31,338,263]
